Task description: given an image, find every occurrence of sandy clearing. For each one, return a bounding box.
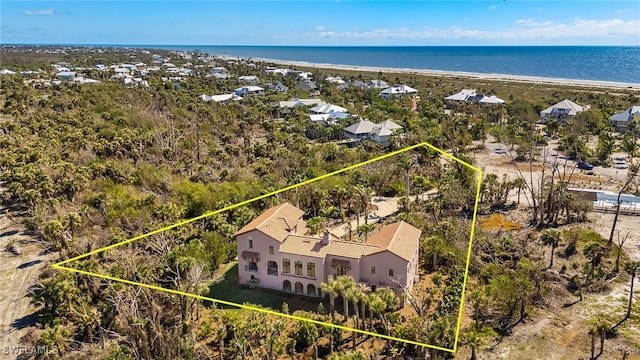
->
[0,197,56,351]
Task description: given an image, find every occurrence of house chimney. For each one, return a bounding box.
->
[322,229,331,245]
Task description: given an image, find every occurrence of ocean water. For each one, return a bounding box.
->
[154,45,639,84]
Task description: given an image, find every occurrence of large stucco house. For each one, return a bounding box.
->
[234,203,421,299]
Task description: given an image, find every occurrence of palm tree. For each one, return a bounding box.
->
[345,285,362,330]
[353,185,373,225]
[624,261,640,320]
[356,223,376,242]
[584,241,606,276]
[321,276,340,322]
[540,229,561,268]
[367,293,385,330]
[356,283,370,329]
[63,212,82,240]
[336,275,355,320]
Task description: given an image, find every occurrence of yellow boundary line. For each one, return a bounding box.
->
[53,141,483,353]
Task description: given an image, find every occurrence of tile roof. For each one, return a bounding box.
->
[366,221,421,261]
[237,204,421,262]
[279,235,379,259]
[234,203,305,242]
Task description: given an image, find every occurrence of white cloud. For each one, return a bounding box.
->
[315,25,326,31]
[24,9,54,16]
[489,5,496,10]
[304,18,640,44]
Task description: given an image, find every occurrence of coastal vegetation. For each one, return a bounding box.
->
[0,46,639,359]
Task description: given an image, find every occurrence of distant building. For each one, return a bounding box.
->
[201,93,243,103]
[234,203,421,299]
[238,75,259,85]
[344,118,403,146]
[378,84,418,100]
[610,106,640,131]
[295,80,319,94]
[540,99,589,122]
[234,86,265,96]
[368,79,389,89]
[445,89,505,104]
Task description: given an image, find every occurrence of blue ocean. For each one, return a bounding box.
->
[150,46,639,84]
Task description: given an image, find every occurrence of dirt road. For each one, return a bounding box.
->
[0,200,56,352]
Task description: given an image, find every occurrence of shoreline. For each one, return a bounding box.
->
[215,55,640,92]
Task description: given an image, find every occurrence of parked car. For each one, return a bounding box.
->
[577,161,594,170]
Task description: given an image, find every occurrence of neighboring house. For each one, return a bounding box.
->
[308,112,351,127]
[56,71,76,81]
[201,93,243,103]
[325,76,345,85]
[344,118,403,146]
[478,95,506,105]
[368,79,389,89]
[263,82,289,93]
[378,84,418,100]
[234,203,421,299]
[234,86,265,96]
[295,80,319,93]
[444,89,505,105]
[209,67,229,79]
[309,103,348,114]
[610,106,640,131]
[238,75,259,85]
[540,99,589,122]
[445,89,480,102]
[274,98,326,117]
[0,69,16,75]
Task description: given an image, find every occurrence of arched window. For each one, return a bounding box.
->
[269,245,274,255]
[248,238,253,249]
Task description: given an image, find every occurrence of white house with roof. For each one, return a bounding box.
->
[309,103,348,115]
[478,95,505,105]
[610,106,640,131]
[445,89,505,105]
[201,93,243,103]
[368,79,389,89]
[234,85,264,96]
[378,84,418,100]
[325,76,346,85]
[445,89,479,102]
[308,112,352,127]
[344,118,403,146]
[540,99,589,122]
[238,75,259,85]
[234,203,421,299]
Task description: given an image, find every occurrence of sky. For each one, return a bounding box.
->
[1,1,639,46]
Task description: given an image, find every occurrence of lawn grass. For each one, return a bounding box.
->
[207,263,321,313]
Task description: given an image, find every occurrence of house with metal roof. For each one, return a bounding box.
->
[610,105,640,131]
[344,118,403,146]
[445,89,505,105]
[378,84,418,100]
[540,99,589,122]
[234,85,265,96]
[234,203,421,298]
[309,103,348,114]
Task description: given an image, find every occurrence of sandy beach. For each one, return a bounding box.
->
[219,55,640,92]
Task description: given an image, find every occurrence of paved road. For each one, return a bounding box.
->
[329,190,438,238]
